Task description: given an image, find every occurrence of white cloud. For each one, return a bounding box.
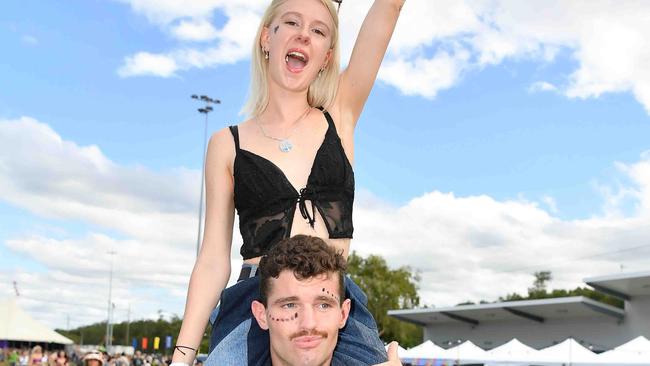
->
[379,48,470,99]
[117,4,260,77]
[0,117,251,327]
[171,19,219,42]
[2,118,650,328]
[114,0,267,25]
[352,157,650,306]
[118,52,179,78]
[0,117,201,245]
[118,0,650,114]
[529,81,557,93]
[0,116,245,328]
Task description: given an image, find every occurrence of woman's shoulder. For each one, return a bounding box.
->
[206,126,237,165]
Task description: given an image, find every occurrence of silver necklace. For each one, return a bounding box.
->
[255,106,312,153]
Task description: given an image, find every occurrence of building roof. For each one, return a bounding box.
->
[388,296,624,327]
[0,298,73,344]
[584,271,650,300]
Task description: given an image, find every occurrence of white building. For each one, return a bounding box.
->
[388,271,650,352]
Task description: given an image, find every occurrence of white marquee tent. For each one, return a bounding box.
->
[596,336,650,365]
[0,298,73,344]
[487,338,538,363]
[401,340,448,359]
[535,338,600,364]
[401,336,650,366]
[448,340,489,364]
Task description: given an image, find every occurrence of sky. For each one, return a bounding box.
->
[1,0,650,332]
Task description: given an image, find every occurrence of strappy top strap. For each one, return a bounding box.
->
[228,125,240,151]
[320,109,337,133]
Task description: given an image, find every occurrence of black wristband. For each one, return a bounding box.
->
[174,346,197,356]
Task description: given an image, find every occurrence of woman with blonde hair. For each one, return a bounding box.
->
[29,346,43,366]
[172,0,405,365]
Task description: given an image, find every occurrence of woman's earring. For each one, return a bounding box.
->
[318,67,325,78]
[263,48,269,60]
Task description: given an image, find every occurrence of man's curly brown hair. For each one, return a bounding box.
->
[258,235,347,306]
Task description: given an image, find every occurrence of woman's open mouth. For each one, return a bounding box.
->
[285,49,309,73]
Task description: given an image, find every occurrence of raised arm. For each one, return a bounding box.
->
[172,128,236,364]
[336,0,405,127]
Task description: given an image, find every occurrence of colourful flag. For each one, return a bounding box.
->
[154,337,160,350]
[132,338,137,349]
[165,336,172,349]
[142,337,148,350]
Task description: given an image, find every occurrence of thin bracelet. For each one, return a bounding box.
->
[174,345,198,356]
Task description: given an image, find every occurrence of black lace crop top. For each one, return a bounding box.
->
[229,109,354,259]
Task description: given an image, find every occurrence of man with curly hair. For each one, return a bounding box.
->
[251,235,401,366]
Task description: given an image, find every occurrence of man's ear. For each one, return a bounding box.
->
[338,298,351,329]
[251,300,269,330]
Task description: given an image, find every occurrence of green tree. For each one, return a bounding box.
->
[496,271,623,308]
[528,271,552,298]
[58,318,212,354]
[346,251,422,348]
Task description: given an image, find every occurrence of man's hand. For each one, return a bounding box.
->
[373,341,402,366]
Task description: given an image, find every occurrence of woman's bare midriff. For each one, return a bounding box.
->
[243,203,351,265]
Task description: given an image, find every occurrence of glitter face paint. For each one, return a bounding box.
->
[270,312,299,322]
[322,287,340,304]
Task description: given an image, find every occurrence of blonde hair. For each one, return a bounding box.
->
[242,0,340,117]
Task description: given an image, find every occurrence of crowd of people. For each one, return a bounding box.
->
[2,346,72,366]
[1,347,195,366]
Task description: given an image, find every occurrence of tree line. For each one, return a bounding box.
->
[58,261,623,351]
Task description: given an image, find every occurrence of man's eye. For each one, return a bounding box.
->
[281,303,297,309]
[317,303,332,310]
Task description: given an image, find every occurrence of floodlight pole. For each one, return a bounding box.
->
[105,250,116,351]
[191,95,221,258]
[125,304,131,346]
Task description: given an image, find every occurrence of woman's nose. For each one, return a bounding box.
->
[296,29,311,45]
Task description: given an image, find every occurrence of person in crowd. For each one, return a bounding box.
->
[46,351,56,366]
[19,349,29,366]
[131,351,143,366]
[29,346,43,366]
[54,351,68,366]
[171,0,405,365]
[83,351,104,366]
[114,352,129,366]
[8,349,20,366]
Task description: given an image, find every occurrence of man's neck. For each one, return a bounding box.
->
[269,352,332,366]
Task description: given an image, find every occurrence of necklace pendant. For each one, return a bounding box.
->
[279,139,293,153]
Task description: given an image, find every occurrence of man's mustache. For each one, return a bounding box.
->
[289,329,328,340]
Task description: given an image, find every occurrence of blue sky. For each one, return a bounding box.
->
[2,1,650,330]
